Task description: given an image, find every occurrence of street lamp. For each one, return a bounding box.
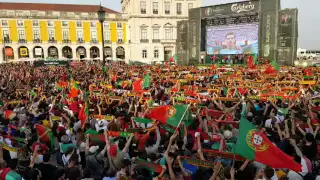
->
[97,5,106,65]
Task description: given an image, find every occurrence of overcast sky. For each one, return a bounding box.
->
[0,0,317,49]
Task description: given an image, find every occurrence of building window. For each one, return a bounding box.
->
[153,29,159,40]
[91,31,97,41]
[3,30,9,40]
[48,30,55,40]
[140,1,146,14]
[32,20,39,27]
[104,22,110,29]
[188,3,193,9]
[62,30,69,40]
[47,20,54,27]
[1,20,8,27]
[153,2,158,14]
[104,31,110,41]
[17,20,24,27]
[117,31,123,41]
[90,22,96,28]
[76,21,82,28]
[77,30,83,41]
[154,49,159,58]
[165,2,170,14]
[62,21,68,27]
[33,30,40,40]
[141,29,147,40]
[142,50,147,58]
[18,30,25,40]
[117,22,122,28]
[177,3,182,15]
[165,28,172,39]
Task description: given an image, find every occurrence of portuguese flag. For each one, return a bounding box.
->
[235,118,302,171]
[148,104,189,128]
[78,93,89,128]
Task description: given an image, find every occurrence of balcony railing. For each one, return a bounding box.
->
[152,39,160,43]
[77,39,84,43]
[177,11,182,15]
[104,40,111,44]
[62,39,71,43]
[153,10,158,14]
[140,39,149,43]
[141,10,146,14]
[33,39,42,43]
[48,39,57,43]
[165,10,170,15]
[3,39,12,43]
[18,39,27,43]
[91,39,98,43]
[117,39,124,44]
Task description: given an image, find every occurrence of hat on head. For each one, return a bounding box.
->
[109,144,118,157]
[89,145,99,154]
[61,135,70,144]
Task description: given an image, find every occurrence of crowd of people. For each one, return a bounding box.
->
[0,61,319,180]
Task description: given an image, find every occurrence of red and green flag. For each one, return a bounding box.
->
[132,74,150,93]
[235,117,302,171]
[169,55,178,63]
[148,104,189,128]
[270,60,280,71]
[78,93,89,128]
[68,81,79,98]
[35,124,55,150]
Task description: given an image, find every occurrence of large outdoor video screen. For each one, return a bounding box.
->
[206,23,259,55]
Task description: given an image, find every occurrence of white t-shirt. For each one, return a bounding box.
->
[287,157,308,180]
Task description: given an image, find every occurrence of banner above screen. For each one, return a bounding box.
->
[202,1,260,18]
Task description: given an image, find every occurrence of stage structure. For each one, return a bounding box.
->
[176,0,298,65]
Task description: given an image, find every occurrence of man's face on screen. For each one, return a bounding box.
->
[226,34,236,49]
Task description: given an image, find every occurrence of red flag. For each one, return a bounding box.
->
[211,55,217,61]
[148,106,170,123]
[78,102,89,128]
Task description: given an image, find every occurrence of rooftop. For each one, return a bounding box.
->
[0,2,119,14]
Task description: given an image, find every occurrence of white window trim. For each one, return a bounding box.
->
[76,30,84,40]
[62,30,70,40]
[154,49,159,58]
[18,29,26,40]
[47,20,54,27]
[17,20,24,27]
[142,49,147,59]
[62,21,69,28]
[91,30,97,40]
[104,30,110,41]
[76,21,83,28]
[90,21,96,28]
[2,29,10,39]
[33,29,41,40]
[32,20,40,27]
[103,22,110,29]
[117,30,123,41]
[48,29,55,39]
[153,28,159,40]
[117,22,123,29]
[1,20,8,27]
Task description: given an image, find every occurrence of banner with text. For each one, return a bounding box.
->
[188,8,201,65]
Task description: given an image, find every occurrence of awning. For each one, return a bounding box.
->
[5,48,13,56]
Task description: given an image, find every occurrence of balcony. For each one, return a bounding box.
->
[33,39,42,43]
[141,10,146,14]
[140,39,149,43]
[48,39,57,43]
[3,39,12,44]
[117,39,124,44]
[152,39,160,43]
[91,39,98,43]
[153,10,158,14]
[165,10,170,15]
[62,39,71,43]
[177,11,182,15]
[18,39,27,43]
[104,40,111,44]
[77,39,84,43]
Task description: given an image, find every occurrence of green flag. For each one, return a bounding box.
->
[102,66,107,73]
[270,60,280,71]
[143,73,150,89]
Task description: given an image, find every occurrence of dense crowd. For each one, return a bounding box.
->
[0,61,319,180]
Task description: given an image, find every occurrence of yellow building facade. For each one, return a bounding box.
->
[0,3,128,62]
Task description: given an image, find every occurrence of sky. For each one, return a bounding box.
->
[0,0,318,49]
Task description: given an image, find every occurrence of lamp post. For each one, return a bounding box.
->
[98,6,106,65]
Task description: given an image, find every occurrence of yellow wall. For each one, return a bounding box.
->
[24,20,33,42]
[123,23,127,43]
[96,23,102,42]
[110,22,116,42]
[83,22,90,43]
[69,21,76,42]
[55,21,62,42]
[8,20,17,42]
[40,20,48,41]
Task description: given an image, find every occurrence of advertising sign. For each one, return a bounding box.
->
[188,8,201,65]
[176,20,188,65]
[34,61,69,67]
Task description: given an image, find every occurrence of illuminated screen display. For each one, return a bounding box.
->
[206,23,259,55]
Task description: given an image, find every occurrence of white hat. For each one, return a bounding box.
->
[89,145,99,153]
[223,130,233,139]
[98,120,104,127]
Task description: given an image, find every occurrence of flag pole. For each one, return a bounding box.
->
[173,104,190,134]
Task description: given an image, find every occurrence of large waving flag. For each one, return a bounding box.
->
[35,124,54,150]
[235,117,302,171]
[78,93,89,128]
